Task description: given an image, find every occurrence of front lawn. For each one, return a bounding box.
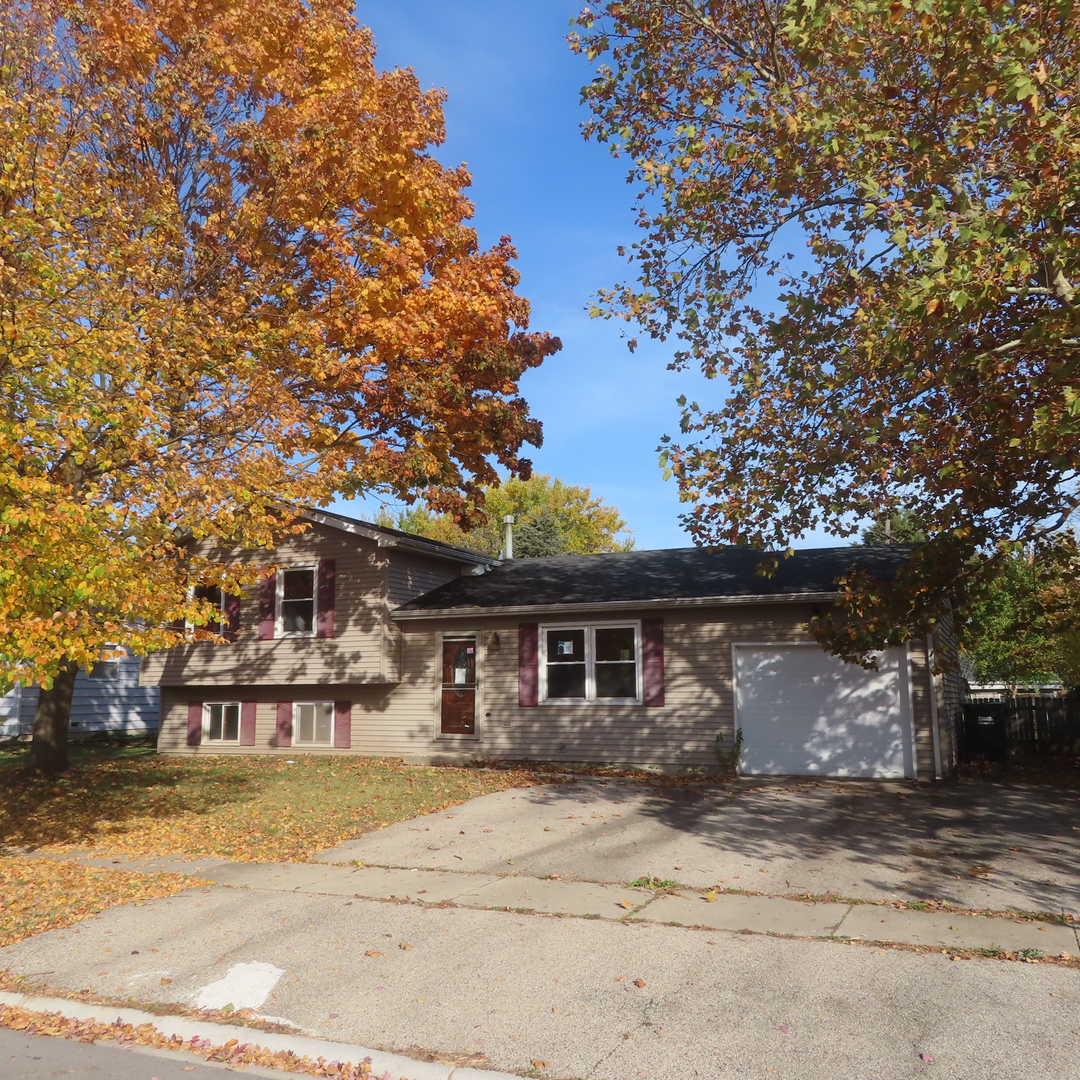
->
[0,745,540,862]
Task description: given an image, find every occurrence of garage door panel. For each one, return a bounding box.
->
[735,646,913,778]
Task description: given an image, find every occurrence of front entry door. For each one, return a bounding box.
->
[440,635,477,735]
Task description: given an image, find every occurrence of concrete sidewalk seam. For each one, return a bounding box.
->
[29,852,1080,957]
[0,992,520,1080]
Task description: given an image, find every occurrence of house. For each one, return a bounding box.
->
[145,509,962,779]
[1,649,160,741]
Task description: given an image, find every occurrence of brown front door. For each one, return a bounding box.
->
[440,636,477,735]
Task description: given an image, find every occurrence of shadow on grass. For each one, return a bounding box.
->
[0,744,260,851]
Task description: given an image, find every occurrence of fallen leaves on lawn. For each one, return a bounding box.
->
[0,858,203,947]
[0,749,547,862]
[0,1004,376,1077]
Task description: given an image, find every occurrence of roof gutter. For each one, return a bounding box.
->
[391,590,839,621]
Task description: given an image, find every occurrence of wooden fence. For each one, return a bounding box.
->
[961,696,1080,760]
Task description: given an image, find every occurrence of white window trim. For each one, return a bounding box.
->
[275,564,318,639]
[539,621,642,705]
[203,701,241,744]
[186,585,227,634]
[292,701,335,747]
[435,631,482,742]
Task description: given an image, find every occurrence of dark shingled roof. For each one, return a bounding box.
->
[396,544,915,613]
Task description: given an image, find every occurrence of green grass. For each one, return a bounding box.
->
[0,744,543,862]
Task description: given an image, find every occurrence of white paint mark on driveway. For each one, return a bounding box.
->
[192,962,284,1011]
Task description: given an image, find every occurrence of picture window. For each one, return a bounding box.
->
[541,623,640,703]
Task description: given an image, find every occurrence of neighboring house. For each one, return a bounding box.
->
[0,649,160,740]
[146,509,962,779]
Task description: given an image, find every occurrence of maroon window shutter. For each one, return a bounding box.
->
[240,701,257,746]
[333,700,352,749]
[642,616,665,707]
[186,701,203,747]
[223,594,241,642]
[317,559,336,639]
[258,574,276,640]
[518,623,539,707]
[276,701,292,747]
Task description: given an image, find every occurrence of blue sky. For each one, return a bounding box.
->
[332,1,837,550]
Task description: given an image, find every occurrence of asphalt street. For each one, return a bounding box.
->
[0,1024,294,1079]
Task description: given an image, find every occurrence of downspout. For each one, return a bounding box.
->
[925,634,944,781]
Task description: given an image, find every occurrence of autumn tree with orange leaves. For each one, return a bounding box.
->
[0,0,558,771]
[574,0,1080,661]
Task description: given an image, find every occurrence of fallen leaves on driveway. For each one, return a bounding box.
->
[0,746,546,862]
[0,858,204,947]
[0,1004,377,1077]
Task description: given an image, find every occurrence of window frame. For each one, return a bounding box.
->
[292,700,335,747]
[186,585,227,635]
[88,645,123,680]
[275,564,318,639]
[203,701,242,744]
[539,621,642,705]
[434,631,483,742]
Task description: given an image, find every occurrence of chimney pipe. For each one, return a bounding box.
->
[502,514,516,560]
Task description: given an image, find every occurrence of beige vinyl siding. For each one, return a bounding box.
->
[933,610,964,775]
[449,606,938,773]
[143,524,394,688]
[907,638,939,779]
[158,678,442,758]
[386,551,463,606]
[158,601,942,775]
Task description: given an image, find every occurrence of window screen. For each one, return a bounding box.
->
[206,703,240,741]
[294,702,334,745]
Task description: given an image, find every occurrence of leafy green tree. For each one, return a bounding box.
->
[573,0,1080,659]
[964,548,1063,693]
[860,510,928,546]
[379,474,634,557]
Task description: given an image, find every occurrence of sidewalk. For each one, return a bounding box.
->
[5,858,1079,1080]
[45,853,1080,956]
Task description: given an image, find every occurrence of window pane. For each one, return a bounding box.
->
[595,627,635,663]
[314,702,333,744]
[208,704,223,741]
[443,640,475,686]
[546,629,585,664]
[596,662,637,699]
[282,599,314,633]
[89,661,119,680]
[547,663,587,698]
[193,585,223,632]
[222,704,240,741]
[296,703,315,744]
[283,569,314,601]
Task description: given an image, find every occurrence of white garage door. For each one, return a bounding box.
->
[734,645,914,778]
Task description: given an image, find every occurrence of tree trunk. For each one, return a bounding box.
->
[29,661,78,774]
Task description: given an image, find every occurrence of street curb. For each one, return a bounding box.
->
[0,992,519,1080]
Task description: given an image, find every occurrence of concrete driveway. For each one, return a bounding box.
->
[318,776,1080,916]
